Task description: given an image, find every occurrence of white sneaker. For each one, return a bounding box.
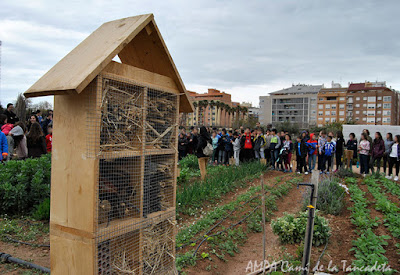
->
[305,172,309,175]
[394,176,399,181]
[363,174,366,178]
[386,175,392,180]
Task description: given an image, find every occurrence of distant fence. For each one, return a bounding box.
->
[343,125,400,141]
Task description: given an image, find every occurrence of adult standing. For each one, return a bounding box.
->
[26,123,47,158]
[345,133,358,171]
[196,126,212,181]
[3,103,19,124]
[383,133,394,175]
[240,128,254,162]
[358,133,370,177]
[386,135,400,181]
[191,127,199,155]
[178,132,188,160]
[27,114,39,132]
[335,131,345,171]
[370,132,385,174]
[42,112,53,135]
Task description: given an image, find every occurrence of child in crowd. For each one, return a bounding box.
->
[386,135,400,181]
[318,130,327,172]
[254,128,266,160]
[232,132,241,166]
[282,134,293,172]
[306,133,318,172]
[0,130,8,162]
[46,125,53,153]
[269,129,281,169]
[296,136,308,174]
[346,133,358,171]
[10,123,28,159]
[322,136,336,174]
[211,131,219,165]
[358,133,371,177]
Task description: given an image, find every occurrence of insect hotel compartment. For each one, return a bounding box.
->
[145,89,178,151]
[100,77,144,155]
[143,155,175,216]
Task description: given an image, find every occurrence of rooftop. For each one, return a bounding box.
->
[270,84,323,95]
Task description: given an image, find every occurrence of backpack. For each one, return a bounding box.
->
[244,134,253,149]
[203,142,214,157]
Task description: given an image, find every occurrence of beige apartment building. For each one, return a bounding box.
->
[317,81,399,126]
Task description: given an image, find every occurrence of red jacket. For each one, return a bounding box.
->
[46,134,52,152]
[1,123,13,135]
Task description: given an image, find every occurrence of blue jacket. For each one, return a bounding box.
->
[0,131,8,161]
[323,142,335,157]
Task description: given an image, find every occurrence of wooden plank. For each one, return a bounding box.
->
[50,234,95,275]
[50,81,97,233]
[24,14,153,98]
[102,61,179,93]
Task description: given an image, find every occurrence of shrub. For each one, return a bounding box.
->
[178,154,199,170]
[0,154,51,215]
[271,211,330,246]
[32,198,51,220]
[302,176,346,215]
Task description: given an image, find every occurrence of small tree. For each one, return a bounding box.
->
[15,93,30,121]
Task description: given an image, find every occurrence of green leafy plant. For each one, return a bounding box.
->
[31,198,50,220]
[0,154,51,215]
[271,211,330,246]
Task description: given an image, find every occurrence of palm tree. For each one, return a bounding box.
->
[241,106,248,121]
[209,100,216,126]
[201,100,209,125]
[222,103,229,128]
[235,106,241,124]
[215,101,222,127]
[192,101,198,126]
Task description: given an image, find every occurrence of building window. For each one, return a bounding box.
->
[326,104,330,109]
[331,105,336,109]
[339,97,345,101]
[367,111,375,116]
[356,97,360,101]
[383,103,391,109]
[331,111,336,116]
[363,117,367,121]
[383,96,391,102]
[339,111,345,116]
[367,117,375,123]
[318,111,323,116]
[377,104,382,108]
[325,118,330,122]
[325,111,330,115]
[355,117,359,121]
[367,104,375,109]
[363,104,367,107]
[377,111,381,114]
[383,117,391,123]
[367,97,376,102]
[377,96,382,100]
[355,104,360,107]
[318,105,323,109]
[331,118,336,122]
[347,97,353,103]
[319,97,324,101]
[318,117,323,121]
[356,111,360,114]
[363,97,367,100]
[339,104,345,109]
[383,110,391,116]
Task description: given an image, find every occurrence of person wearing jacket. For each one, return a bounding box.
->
[317,131,327,172]
[10,124,28,159]
[269,129,281,169]
[26,123,47,158]
[196,126,212,180]
[358,133,371,176]
[178,132,188,160]
[306,133,318,172]
[335,131,345,171]
[322,136,336,174]
[282,134,293,172]
[211,131,219,165]
[254,128,266,160]
[3,103,19,124]
[232,132,241,166]
[225,131,234,165]
[0,130,8,162]
[295,136,308,174]
[386,134,400,181]
[370,132,385,174]
[383,133,394,175]
[345,133,358,171]
[218,129,228,165]
[240,128,254,162]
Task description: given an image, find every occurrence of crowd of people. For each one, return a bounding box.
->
[0,103,53,162]
[179,123,400,181]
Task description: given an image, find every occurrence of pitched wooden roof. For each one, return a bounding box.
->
[24,14,193,113]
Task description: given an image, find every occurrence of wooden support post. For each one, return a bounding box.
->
[301,172,319,275]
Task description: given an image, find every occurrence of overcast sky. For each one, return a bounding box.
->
[1,0,400,107]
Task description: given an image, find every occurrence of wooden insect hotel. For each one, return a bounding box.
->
[24,14,193,274]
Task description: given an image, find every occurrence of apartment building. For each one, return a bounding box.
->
[181,88,236,127]
[317,85,348,126]
[259,95,272,125]
[265,84,323,128]
[317,81,399,126]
